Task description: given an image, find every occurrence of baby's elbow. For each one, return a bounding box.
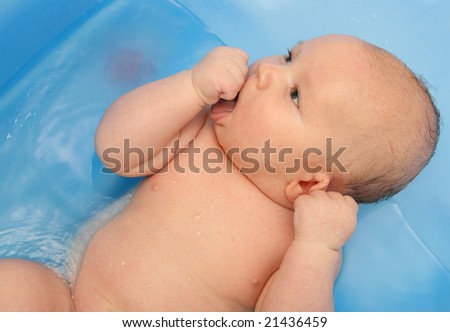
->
[94,134,119,174]
[94,127,124,176]
[95,134,145,178]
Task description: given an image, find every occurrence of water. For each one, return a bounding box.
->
[65,191,133,286]
[180,0,450,312]
[1,0,449,311]
[0,0,223,273]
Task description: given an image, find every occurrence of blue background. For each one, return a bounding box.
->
[0,0,449,311]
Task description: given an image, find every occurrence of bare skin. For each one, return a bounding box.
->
[0,259,72,311]
[74,121,296,311]
[0,35,361,311]
[74,36,359,311]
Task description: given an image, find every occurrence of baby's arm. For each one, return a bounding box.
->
[95,47,248,176]
[256,191,358,311]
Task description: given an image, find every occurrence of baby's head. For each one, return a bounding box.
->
[331,37,440,203]
[212,35,440,207]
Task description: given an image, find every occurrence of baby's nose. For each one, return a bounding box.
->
[256,62,277,89]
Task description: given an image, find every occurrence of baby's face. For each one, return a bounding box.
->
[212,35,382,207]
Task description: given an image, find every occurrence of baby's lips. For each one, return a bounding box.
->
[210,103,234,120]
[213,98,236,110]
[210,98,236,122]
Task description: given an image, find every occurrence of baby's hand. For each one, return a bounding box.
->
[293,191,358,251]
[191,46,249,105]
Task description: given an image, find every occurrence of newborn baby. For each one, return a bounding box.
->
[0,34,439,312]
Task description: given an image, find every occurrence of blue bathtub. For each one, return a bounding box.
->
[0,0,449,311]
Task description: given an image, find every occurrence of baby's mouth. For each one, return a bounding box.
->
[210,94,238,121]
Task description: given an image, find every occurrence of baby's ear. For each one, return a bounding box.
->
[285,173,330,202]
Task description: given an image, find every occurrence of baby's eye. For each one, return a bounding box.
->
[285,48,292,64]
[290,87,300,107]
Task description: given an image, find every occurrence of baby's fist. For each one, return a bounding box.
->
[191,46,249,105]
[293,191,358,251]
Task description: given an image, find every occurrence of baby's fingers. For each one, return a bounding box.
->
[220,49,248,100]
[219,67,247,100]
[344,195,358,207]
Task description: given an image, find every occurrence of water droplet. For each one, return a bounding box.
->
[6,133,12,140]
[193,210,206,220]
[144,283,152,289]
[152,183,160,191]
[209,195,221,212]
[186,276,192,282]
[170,180,177,184]
[108,262,113,267]
[252,278,259,285]
[120,261,126,267]
[195,230,205,238]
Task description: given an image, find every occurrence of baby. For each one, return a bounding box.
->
[0,34,439,311]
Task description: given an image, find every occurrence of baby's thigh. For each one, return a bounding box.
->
[0,258,72,311]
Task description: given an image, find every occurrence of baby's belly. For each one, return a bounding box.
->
[73,173,293,311]
[73,222,246,311]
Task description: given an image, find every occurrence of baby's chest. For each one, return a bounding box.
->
[115,126,294,307]
[127,186,293,308]
[120,175,287,302]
